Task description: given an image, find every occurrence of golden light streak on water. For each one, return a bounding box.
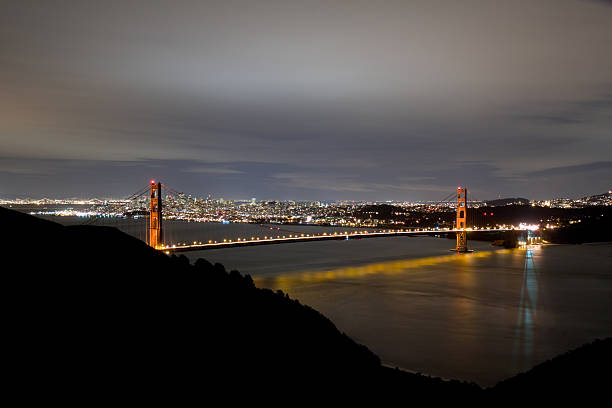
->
[255,249,511,291]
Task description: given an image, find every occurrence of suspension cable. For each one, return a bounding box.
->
[161,183,185,198]
[83,185,151,225]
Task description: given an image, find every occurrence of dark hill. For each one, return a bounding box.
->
[2,206,479,400]
[489,338,612,398]
[2,206,610,401]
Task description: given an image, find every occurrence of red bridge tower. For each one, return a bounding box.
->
[456,186,468,252]
[149,181,163,249]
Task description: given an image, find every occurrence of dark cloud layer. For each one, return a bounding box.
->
[1,0,611,200]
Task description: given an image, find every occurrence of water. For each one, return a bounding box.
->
[183,238,611,385]
[37,215,612,386]
[28,213,377,246]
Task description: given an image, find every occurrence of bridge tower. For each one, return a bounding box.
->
[149,181,163,249]
[456,186,468,252]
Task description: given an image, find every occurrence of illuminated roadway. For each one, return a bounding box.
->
[160,227,524,253]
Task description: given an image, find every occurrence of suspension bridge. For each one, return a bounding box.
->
[103,181,527,254]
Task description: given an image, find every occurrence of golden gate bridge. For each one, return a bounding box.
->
[112,181,527,254]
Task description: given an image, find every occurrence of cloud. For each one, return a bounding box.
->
[272,173,375,193]
[527,161,612,177]
[516,115,586,125]
[0,166,47,176]
[1,1,612,199]
[590,0,612,6]
[182,166,244,175]
[272,173,455,195]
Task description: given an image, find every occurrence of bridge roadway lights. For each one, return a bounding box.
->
[160,228,513,254]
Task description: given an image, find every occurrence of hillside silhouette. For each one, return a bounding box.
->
[2,206,610,401]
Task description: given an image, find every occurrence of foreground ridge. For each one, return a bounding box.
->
[2,206,610,400]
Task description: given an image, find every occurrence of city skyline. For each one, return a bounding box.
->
[2,1,612,200]
[1,185,611,203]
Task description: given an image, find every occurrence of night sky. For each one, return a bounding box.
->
[1,0,611,200]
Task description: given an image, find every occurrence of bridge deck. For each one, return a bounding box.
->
[161,228,512,253]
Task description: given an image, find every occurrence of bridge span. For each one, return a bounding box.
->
[161,227,515,253]
[135,180,528,254]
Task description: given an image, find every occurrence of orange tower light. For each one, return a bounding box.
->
[149,181,163,249]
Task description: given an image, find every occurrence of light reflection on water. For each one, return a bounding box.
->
[255,249,499,291]
[235,242,610,387]
[513,246,539,372]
